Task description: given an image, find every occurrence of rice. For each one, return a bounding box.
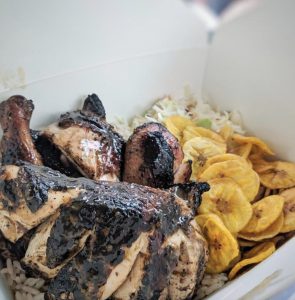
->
[195,273,229,299]
[0,258,45,300]
[112,92,245,139]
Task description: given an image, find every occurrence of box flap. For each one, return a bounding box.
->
[203,0,295,160]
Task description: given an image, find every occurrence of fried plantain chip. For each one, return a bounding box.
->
[164,115,195,142]
[238,239,258,248]
[253,160,295,189]
[196,214,240,274]
[238,213,284,241]
[231,143,252,159]
[199,160,260,202]
[240,195,284,234]
[232,134,274,156]
[183,126,225,146]
[183,137,226,179]
[198,178,253,233]
[228,242,275,280]
[218,124,234,142]
[205,153,249,169]
[280,188,295,233]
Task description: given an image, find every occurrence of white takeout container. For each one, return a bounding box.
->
[0,0,295,299]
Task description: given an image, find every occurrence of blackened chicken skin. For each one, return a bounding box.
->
[36,182,207,300]
[0,162,209,300]
[0,96,43,165]
[123,122,192,188]
[43,94,124,182]
[0,163,82,242]
[31,130,82,177]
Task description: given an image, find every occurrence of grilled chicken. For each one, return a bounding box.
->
[0,96,43,165]
[123,122,192,188]
[43,94,124,181]
[0,162,209,299]
[0,163,83,242]
[43,179,208,300]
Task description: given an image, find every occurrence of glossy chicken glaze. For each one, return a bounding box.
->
[0,96,42,165]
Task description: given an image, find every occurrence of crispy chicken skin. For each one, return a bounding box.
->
[43,94,124,182]
[0,162,208,300]
[42,179,208,300]
[0,96,43,165]
[123,122,192,188]
[0,163,82,242]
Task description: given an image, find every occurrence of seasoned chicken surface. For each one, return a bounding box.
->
[0,96,43,165]
[123,122,192,188]
[41,179,208,300]
[0,162,208,300]
[43,94,124,182]
[0,163,82,242]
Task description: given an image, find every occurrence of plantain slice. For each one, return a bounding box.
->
[253,160,295,189]
[196,214,240,274]
[164,115,195,142]
[205,153,249,169]
[280,188,295,233]
[238,213,284,241]
[228,242,275,280]
[240,195,284,234]
[238,239,258,248]
[183,126,225,146]
[231,134,275,156]
[198,178,253,233]
[231,143,252,159]
[218,124,234,142]
[183,137,227,179]
[199,160,260,202]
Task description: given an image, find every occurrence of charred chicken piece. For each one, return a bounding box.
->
[0,162,209,299]
[0,163,83,242]
[43,94,124,182]
[123,122,192,188]
[39,180,208,300]
[0,96,43,165]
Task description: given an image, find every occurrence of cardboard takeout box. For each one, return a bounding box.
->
[0,0,295,299]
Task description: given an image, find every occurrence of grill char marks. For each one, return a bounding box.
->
[31,130,82,177]
[0,161,208,300]
[44,182,188,299]
[43,94,124,182]
[0,163,82,242]
[0,96,43,165]
[82,94,106,119]
[123,122,192,188]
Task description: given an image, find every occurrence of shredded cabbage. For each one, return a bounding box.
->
[112,93,245,140]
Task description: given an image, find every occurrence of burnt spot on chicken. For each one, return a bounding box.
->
[0,96,43,165]
[170,181,210,214]
[46,201,96,269]
[123,122,192,188]
[31,130,82,177]
[43,97,124,182]
[82,94,106,119]
[0,163,82,242]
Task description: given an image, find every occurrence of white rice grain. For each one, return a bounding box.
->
[196,273,229,300]
[0,259,45,300]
